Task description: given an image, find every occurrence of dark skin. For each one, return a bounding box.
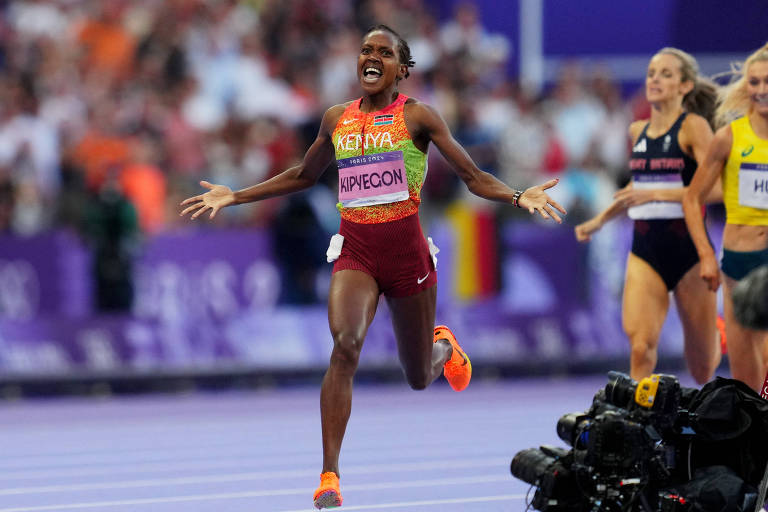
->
[180,30,566,477]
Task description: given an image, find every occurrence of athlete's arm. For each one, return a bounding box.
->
[181,106,343,219]
[575,122,644,240]
[683,124,732,291]
[574,184,631,242]
[683,115,723,204]
[406,101,565,222]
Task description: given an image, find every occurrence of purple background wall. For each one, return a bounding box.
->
[0,218,697,378]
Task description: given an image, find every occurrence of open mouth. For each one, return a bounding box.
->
[362,66,383,83]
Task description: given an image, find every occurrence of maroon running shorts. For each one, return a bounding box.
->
[331,213,437,297]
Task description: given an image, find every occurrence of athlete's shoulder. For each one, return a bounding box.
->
[321,102,355,133]
[325,101,355,118]
[681,112,711,132]
[629,120,647,142]
[403,97,440,119]
[713,122,734,141]
[710,123,734,159]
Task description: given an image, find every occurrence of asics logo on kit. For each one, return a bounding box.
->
[632,139,647,153]
[742,144,754,157]
[417,272,430,284]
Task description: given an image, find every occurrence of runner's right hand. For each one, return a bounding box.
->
[180,180,236,220]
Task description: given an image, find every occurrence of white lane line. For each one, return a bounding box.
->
[0,436,458,473]
[0,457,509,495]
[279,494,525,511]
[0,474,510,511]
[0,444,502,482]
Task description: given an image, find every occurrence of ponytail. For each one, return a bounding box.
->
[683,77,718,130]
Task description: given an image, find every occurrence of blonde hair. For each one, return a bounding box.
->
[655,47,718,129]
[715,42,768,127]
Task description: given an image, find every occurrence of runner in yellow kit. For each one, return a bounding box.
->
[683,43,768,392]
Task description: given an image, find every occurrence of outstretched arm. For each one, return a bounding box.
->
[180,106,342,219]
[683,125,732,291]
[574,184,631,242]
[407,102,566,223]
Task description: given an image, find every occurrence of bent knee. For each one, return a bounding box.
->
[403,366,431,390]
[330,332,364,367]
[628,335,658,355]
[406,376,429,390]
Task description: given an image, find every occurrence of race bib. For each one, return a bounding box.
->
[337,151,409,207]
[627,173,684,220]
[738,162,768,210]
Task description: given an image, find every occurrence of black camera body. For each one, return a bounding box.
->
[511,372,766,512]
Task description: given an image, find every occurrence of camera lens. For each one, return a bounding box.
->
[510,448,556,485]
[605,371,637,408]
[557,412,582,446]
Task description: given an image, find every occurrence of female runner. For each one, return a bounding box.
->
[181,25,565,508]
[575,48,722,385]
[683,43,768,392]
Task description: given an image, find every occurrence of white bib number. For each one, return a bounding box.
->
[738,162,768,210]
[628,173,684,220]
[337,151,409,207]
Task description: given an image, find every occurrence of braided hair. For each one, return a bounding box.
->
[364,24,415,79]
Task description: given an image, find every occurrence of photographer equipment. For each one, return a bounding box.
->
[731,263,768,402]
[511,372,768,512]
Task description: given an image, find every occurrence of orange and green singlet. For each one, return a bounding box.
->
[332,94,428,224]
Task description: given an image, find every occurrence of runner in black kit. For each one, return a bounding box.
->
[575,48,723,384]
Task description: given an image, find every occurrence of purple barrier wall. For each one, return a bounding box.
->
[0,221,692,377]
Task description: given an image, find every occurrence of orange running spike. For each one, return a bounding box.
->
[716,315,727,355]
[434,325,471,392]
[313,472,342,509]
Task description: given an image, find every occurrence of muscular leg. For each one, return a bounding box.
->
[321,269,380,475]
[622,253,670,381]
[673,263,720,385]
[386,284,452,390]
[722,276,768,391]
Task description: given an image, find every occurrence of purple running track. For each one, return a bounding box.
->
[0,376,623,512]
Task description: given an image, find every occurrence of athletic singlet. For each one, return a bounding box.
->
[627,113,697,219]
[332,94,428,224]
[628,113,704,291]
[722,116,768,226]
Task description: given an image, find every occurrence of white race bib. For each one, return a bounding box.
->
[738,162,768,210]
[337,151,409,207]
[628,173,684,220]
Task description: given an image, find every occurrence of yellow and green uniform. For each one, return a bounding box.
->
[723,116,768,226]
[332,94,427,224]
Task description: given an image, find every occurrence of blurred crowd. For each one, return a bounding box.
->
[0,0,651,240]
